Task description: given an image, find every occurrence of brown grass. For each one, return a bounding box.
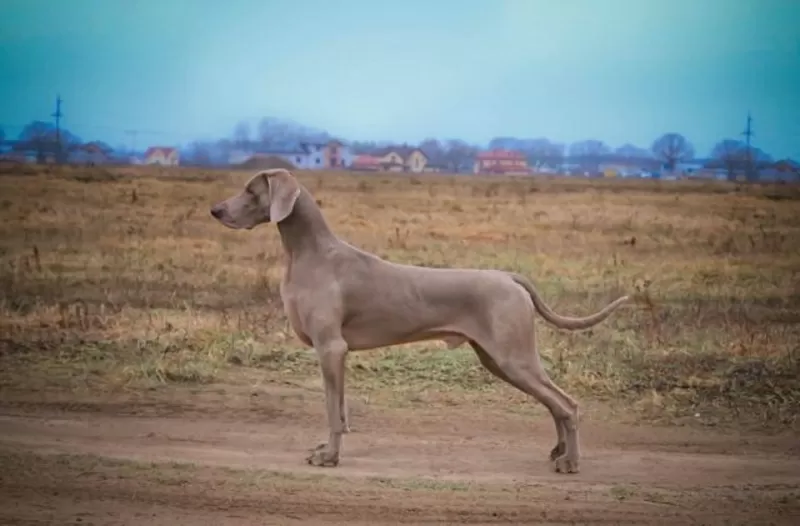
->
[1,164,799,428]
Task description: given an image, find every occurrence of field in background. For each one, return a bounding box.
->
[2,164,798,424]
[1,164,799,524]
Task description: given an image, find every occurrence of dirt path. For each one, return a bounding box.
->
[1,386,798,525]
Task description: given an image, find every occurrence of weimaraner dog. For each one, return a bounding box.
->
[210,168,629,474]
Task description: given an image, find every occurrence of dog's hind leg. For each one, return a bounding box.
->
[471,342,565,461]
[471,340,581,474]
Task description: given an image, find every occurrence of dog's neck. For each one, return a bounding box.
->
[276,186,338,258]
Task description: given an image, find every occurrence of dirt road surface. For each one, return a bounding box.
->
[1,385,798,525]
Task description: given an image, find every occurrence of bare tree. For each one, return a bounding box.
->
[418,138,445,164]
[710,139,772,181]
[564,140,611,174]
[614,143,651,158]
[487,137,517,150]
[525,139,564,166]
[254,117,331,148]
[15,120,81,163]
[233,121,251,149]
[651,133,694,171]
[257,117,285,147]
[710,139,746,181]
[568,139,611,159]
[187,141,213,166]
[443,139,478,172]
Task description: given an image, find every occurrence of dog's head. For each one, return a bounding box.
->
[210,169,301,230]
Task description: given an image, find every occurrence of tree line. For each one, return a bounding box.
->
[1,116,776,180]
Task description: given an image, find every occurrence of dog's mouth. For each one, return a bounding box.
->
[210,207,266,230]
[213,214,242,230]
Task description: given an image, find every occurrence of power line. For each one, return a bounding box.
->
[124,129,138,152]
[0,122,193,139]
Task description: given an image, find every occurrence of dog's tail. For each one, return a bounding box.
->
[509,273,629,331]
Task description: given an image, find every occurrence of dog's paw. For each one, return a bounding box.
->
[553,455,580,474]
[306,443,340,467]
[549,442,566,461]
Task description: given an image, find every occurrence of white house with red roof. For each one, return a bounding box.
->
[473,149,529,175]
[144,146,180,166]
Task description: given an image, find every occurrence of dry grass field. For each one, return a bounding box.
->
[1,163,799,524]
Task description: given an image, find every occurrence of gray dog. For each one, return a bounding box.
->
[210,169,629,473]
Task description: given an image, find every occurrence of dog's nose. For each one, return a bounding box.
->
[210,206,223,219]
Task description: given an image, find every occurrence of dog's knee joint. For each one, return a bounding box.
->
[316,338,348,358]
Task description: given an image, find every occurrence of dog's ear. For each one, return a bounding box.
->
[265,169,301,223]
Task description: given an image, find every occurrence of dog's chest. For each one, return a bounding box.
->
[280,285,313,348]
[284,301,312,347]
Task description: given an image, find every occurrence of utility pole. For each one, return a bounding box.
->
[51,95,63,163]
[124,129,138,153]
[741,112,755,181]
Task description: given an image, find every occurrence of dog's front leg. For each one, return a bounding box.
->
[341,393,351,433]
[306,336,348,467]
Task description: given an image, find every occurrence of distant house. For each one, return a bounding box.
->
[689,168,729,181]
[423,162,449,173]
[599,163,632,178]
[350,154,382,172]
[529,162,560,174]
[474,150,529,175]
[0,141,26,164]
[144,146,180,166]
[657,160,705,179]
[10,150,54,164]
[0,140,58,164]
[677,161,705,175]
[598,159,661,178]
[253,143,323,170]
[324,139,350,168]
[68,142,110,165]
[231,140,352,170]
[0,141,17,162]
[372,146,428,173]
[775,159,800,170]
[759,159,800,183]
[558,162,585,176]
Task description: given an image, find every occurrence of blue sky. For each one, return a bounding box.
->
[1,0,798,159]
